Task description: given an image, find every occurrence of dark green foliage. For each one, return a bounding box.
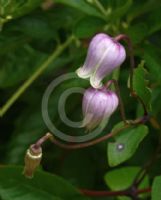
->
[1,0,161,200]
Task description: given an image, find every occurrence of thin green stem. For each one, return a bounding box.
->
[93,0,107,17]
[0,35,74,117]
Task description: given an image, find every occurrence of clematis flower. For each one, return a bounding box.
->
[76,33,126,88]
[82,87,119,131]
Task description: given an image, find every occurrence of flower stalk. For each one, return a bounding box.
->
[105,79,127,124]
[115,34,148,116]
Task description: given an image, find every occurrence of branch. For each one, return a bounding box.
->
[23,116,149,177]
[115,34,135,92]
[33,124,129,150]
[106,79,127,124]
[0,35,74,117]
[79,187,151,197]
[115,34,148,115]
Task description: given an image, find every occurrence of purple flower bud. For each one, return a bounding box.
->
[82,87,119,130]
[76,33,126,88]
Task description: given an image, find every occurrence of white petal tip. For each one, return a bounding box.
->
[90,76,102,89]
[76,68,90,79]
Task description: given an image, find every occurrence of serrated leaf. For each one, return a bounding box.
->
[152,176,161,200]
[108,124,149,166]
[0,166,89,200]
[104,167,149,200]
[133,61,152,111]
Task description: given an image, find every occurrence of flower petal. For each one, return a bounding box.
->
[81,87,118,130]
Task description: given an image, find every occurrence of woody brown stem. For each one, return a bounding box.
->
[79,187,151,197]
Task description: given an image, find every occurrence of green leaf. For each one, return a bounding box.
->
[5,106,46,164]
[127,0,161,22]
[124,23,148,44]
[127,2,161,36]
[104,166,149,200]
[0,45,47,88]
[0,0,42,19]
[17,16,56,40]
[73,16,105,39]
[5,78,87,164]
[111,0,132,19]
[61,150,96,188]
[152,176,161,200]
[145,5,161,35]
[132,61,152,111]
[143,43,161,82]
[0,166,89,200]
[108,124,149,166]
[54,0,103,19]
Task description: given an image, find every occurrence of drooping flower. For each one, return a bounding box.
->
[76,33,126,88]
[82,87,119,131]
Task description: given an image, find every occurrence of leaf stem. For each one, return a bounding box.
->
[25,116,149,178]
[115,34,148,115]
[133,126,161,188]
[93,0,107,17]
[115,34,134,92]
[0,35,74,117]
[46,125,129,149]
[31,115,148,151]
[106,79,127,124]
[31,125,129,150]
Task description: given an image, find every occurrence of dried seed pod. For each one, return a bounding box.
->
[23,144,42,178]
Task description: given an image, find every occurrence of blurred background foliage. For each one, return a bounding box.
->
[1,0,161,199]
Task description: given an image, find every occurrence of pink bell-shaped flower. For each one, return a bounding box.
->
[76,33,126,88]
[82,87,119,130]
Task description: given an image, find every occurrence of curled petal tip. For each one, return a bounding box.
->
[90,75,102,89]
[76,67,91,79]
